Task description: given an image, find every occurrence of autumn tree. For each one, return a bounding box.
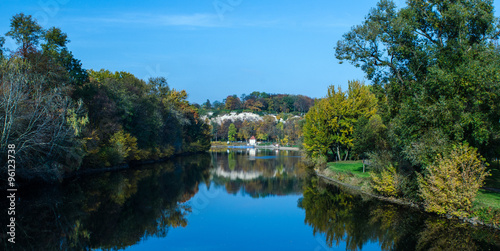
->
[303,80,377,160]
[224,95,242,110]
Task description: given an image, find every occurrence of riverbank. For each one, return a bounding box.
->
[5,150,210,189]
[210,145,300,151]
[315,165,500,230]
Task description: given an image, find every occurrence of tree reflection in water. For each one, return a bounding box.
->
[299,175,500,251]
[3,150,499,250]
[0,154,212,251]
[210,149,307,198]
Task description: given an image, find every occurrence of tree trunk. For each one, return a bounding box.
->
[337,146,341,162]
[362,158,365,173]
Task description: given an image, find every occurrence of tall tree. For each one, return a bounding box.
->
[228,123,237,141]
[6,13,44,58]
[0,36,5,59]
[303,81,377,160]
[335,0,500,161]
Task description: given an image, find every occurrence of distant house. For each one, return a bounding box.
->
[249,136,256,146]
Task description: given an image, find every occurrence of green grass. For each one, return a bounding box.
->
[476,189,500,209]
[327,160,371,178]
[472,189,500,226]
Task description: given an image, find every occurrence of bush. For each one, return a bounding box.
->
[418,143,489,217]
[313,155,328,169]
[370,164,399,197]
[367,150,394,173]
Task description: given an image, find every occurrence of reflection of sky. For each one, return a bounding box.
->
[124,183,382,251]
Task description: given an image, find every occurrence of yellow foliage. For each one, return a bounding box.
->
[109,130,139,161]
[418,144,489,217]
[371,164,398,197]
[66,99,89,136]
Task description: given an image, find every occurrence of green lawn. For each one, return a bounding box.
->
[476,189,500,209]
[327,160,371,178]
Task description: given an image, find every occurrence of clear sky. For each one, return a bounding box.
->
[1,0,499,104]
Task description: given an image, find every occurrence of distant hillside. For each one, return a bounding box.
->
[197,91,315,115]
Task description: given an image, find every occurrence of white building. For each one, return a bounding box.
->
[249,136,256,146]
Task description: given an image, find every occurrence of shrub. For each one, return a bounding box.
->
[418,143,489,217]
[396,173,421,202]
[313,155,327,169]
[367,150,394,173]
[370,164,398,197]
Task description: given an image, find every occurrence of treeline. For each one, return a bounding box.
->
[211,114,303,146]
[304,0,500,217]
[199,91,315,115]
[0,14,211,183]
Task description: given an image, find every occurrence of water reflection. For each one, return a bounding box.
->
[210,149,306,198]
[2,150,500,250]
[0,155,212,251]
[299,175,500,250]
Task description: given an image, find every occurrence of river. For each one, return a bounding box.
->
[1,149,499,250]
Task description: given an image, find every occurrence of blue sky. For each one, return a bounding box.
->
[1,0,499,104]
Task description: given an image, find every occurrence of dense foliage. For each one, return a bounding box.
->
[304,0,499,216]
[303,80,377,160]
[418,144,489,217]
[335,0,500,163]
[0,14,211,183]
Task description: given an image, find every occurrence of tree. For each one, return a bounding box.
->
[224,95,242,110]
[0,36,5,59]
[228,123,237,141]
[303,81,377,160]
[335,0,500,161]
[303,98,333,157]
[238,120,255,141]
[352,114,388,171]
[6,13,44,58]
[203,99,212,109]
[0,57,87,181]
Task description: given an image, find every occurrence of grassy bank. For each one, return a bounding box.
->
[321,160,500,227]
[327,161,370,178]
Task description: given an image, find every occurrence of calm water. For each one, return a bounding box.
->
[1,149,500,250]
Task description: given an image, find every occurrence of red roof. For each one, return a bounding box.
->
[250,136,256,140]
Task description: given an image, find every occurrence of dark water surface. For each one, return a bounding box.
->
[1,149,500,250]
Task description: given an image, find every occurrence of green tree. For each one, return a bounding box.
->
[0,36,5,59]
[228,123,237,141]
[6,13,44,57]
[335,0,500,161]
[203,99,212,109]
[303,98,333,157]
[352,114,388,171]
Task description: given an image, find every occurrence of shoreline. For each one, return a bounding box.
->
[210,145,301,151]
[314,169,500,231]
[5,150,210,189]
